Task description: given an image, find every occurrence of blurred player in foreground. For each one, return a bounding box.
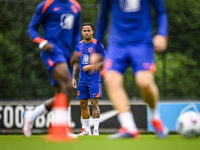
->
[23,0,81,139]
[72,23,106,136]
[91,0,168,139]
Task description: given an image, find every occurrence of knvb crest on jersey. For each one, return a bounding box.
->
[60,13,74,29]
[88,47,93,53]
[120,0,141,12]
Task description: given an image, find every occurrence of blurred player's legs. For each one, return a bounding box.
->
[135,71,168,138]
[22,111,33,137]
[53,63,73,97]
[78,99,92,136]
[23,63,77,140]
[22,100,50,137]
[23,98,77,138]
[104,71,140,139]
[135,71,158,113]
[46,63,77,140]
[102,43,168,139]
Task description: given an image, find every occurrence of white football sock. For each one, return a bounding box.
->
[150,107,160,120]
[82,119,85,129]
[28,103,48,122]
[93,118,100,131]
[118,112,137,132]
[82,119,91,132]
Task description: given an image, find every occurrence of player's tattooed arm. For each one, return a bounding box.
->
[72,63,79,88]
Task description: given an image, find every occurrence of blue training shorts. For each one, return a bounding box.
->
[40,45,72,86]
[77,82,102,99]
[103,43,156,75]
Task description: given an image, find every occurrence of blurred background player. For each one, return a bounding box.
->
[23,0,81,139]
[72,23,106,136]
[91,0,168,139]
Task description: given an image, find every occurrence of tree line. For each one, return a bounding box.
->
[0,0,200,100]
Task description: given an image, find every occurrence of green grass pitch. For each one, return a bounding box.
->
[0,135,200,150]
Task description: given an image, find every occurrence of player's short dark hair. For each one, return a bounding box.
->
[82,22,94,30]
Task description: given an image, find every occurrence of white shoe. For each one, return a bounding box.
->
[22,111,33,137]
[66,127,78,138]
[77,130,92,136]
[68,131,78,138]
[93,130,99,136]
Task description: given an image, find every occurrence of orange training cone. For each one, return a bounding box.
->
[46,93,75,141]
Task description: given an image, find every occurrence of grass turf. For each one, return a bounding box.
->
[0,135,200,150]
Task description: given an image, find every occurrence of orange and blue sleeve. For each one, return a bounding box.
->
[27,1,52,45]
[70,0,82,53]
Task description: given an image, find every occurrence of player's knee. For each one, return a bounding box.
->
[80,101,87,109]
[91,99,99,108]
[104,73,121,88]
[135,72,154,90]
[136,79,151,90]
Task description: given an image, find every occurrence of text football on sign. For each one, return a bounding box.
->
[4,106,14,128]
[15,106,24,128]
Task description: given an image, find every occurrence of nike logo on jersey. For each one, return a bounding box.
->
[53,7,61,11]
[80,109,118,127]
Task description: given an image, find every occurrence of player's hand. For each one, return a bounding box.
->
[153,35,167,53]
[82,65,92,72]
[72,78,77,88]
[42,43,53,52]
[90,53,101,72]
[70,51,79,65]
